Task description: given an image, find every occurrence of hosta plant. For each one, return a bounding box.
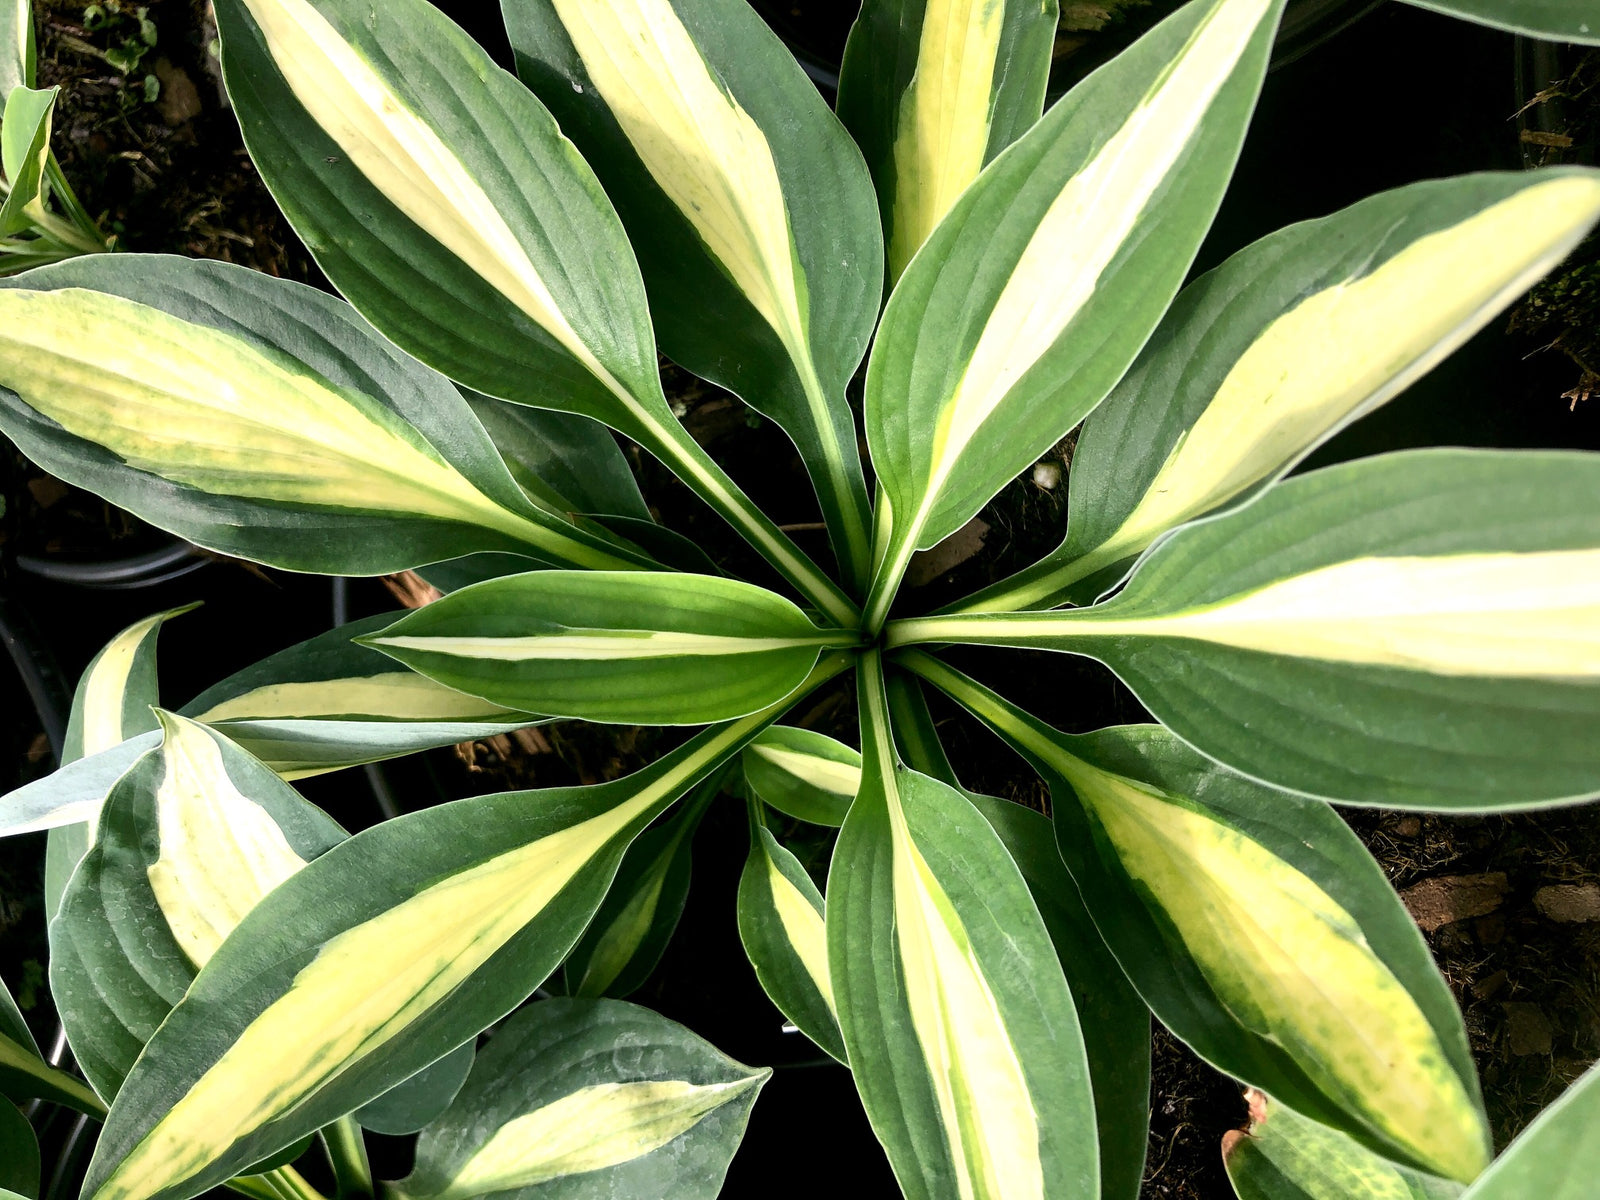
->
[2,0,1600,1198]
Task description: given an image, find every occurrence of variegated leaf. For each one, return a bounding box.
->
[828,653,1097,1200]
[1399,0,1600,45]
[81,661,845,1200]
[397,999,766,1200]
[1224,1089,1464,1200]
[45,604,194,921]
[1458,1060,1600,1199]
[562,772,721,998]
[1,0,33,96]
[212,0,853,624]
[741,725,861,827]
[963,169,1600,612]
[903,653,1490,1181]
[0,256,646,576]
[838,0,1059,280]
[503,0,881,591]
[362,572,855,725]
[0,972,102,1116]
[50,714,346,1102]
[736,813,843,1062]
[893,449,1600,808]
[0,86,52,236]
[861,0,1284,630]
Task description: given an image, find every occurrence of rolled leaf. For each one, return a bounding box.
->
[396,999,767,1200]
[211,0,851,622]
[904,653,1490,1181]
[893,448,1600,809]
[1398,0,1600,45]
[0,1100,38,1198]
[1,0,33,95]
[736,815,843,1063]
[182,613,550,778]
[79,666,844,1200]
[50,714,346,1101]
[0,256,645,576]
[47,604,194,920]
[354,1043,476,1138]
[741,726,861,827]
[0,86,52,235]
[861,0,1283,627]
[965,169,1600,612]
[362,572,853,725]
[562,773,721,998]
[838,0,1059,280]
[1224,1089,1464,1200]
[827,653,1097,1200]
[1458,1060,1600,1199]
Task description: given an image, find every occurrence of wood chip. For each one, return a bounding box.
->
[1400,872,1508,933]
[1534,883,1600,923]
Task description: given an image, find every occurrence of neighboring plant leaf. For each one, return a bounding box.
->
[0,1100,39,1198]
[895,448,1600,809]
[46,604,195,921]
[1,0,34,95]
[827,655,1098,1200]
[884,669,1151,1200]
[0,256,647,575]
[1457,1060,1600,1199]
[211,0,852,623]
[362,571,852,725]
[502,0,880,591]
[741,725,861,827]
[1224,1089,1464,1200]
[838,0,1059,280]
[396,998,768,1200]
[49,714,346,1102]
[181,613,550,778]
[1398,0,1600,45]
[78,673,841,1200]
[1,943,102,1117]
[463,391,650,525]
[861,0,1284,626]
[735,816,844,1063]
[905,654,1490,1182]
[562,772,721,998]
[0,86,53,235]
[965,169,1600,612]
[355,1042,476,1138]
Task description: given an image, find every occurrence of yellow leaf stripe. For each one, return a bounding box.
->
[367,629,841,662]
[144,716,306,970]
[191,673,518,724]
[765,852,834,1012]
[888,0,1007,279]
[419,1077,765,1200]
[747,742,863,799]
[79,614,170,760]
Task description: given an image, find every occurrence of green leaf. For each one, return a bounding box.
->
[181,613,550,778]
[1,0,34,95]
[502,0,880,592]
[963,169,1600,612]
[860,0,1284,630]
[838,0,1059,281]
[0,255,647,576]
[884,670,1151,1200]
[903,653,1490,1182]
[355,1042,475,1138]
[1459,1060,1600,1199]
[0,973,104,1117]
[49,714,346,1103]
[1224,1089,1464,1200]
[79,663,845,1200]
[362,572,854,725]
[735,814,844,1063]
[894,448,1600,809]
[1398,0,1600,45]
[46,605,195,921]
[0,733,156,838]
[212,0,853,625]
[741,725,861,827]
[0,1100,39,1198]
[562,772,721,998]
[0,86,53,236]
[827,653,1097,1200]
[396,999,767,1200]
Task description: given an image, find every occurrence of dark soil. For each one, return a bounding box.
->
[4,3,1600,1200]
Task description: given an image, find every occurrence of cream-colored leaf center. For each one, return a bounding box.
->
[194,673,516,723]
[748,743,863,797]
[765,854,834,1012]
[370,630,824,662]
